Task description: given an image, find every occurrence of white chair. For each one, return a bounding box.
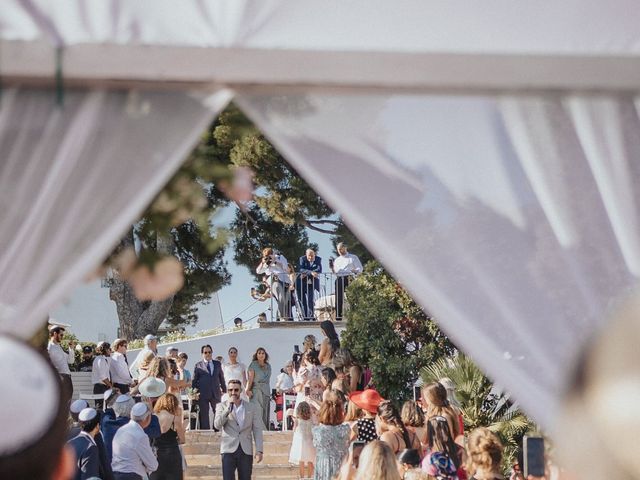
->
[282,393,297,431]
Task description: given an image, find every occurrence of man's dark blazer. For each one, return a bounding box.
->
[67,433,100,480]
[193,359,226,401]
[297,255,322,291]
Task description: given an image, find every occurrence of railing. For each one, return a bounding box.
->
[251,272,360,322]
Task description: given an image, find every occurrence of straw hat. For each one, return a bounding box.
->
[349,389,385,414]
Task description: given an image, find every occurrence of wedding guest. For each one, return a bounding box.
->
[275,361,295,393]
[151,393,185,480]
[246,347,272,430]
[129,334,158,380]
[92,342,112,408]
[47,324,76,400]
[68,408,101,480]
[330,243,363,320]
[110,339,134,394]
[312,393,350,480]
[318,320,340,366]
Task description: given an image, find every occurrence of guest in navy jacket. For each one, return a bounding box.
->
[296,248,322,319]
[193,344,226,429]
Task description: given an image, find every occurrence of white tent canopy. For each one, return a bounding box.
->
[2,0,640,436]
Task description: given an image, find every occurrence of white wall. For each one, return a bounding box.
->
[128,323,345,378]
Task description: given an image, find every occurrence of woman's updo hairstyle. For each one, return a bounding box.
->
[466,427,503,473]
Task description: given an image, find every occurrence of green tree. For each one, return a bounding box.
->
[421,355,536,471]
[215,104,372,278]
[341,261,455,402]
[108,121,233,338]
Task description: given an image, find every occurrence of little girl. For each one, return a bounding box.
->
[288,401,315,479]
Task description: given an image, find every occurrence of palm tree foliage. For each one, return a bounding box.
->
[421,354,536,470]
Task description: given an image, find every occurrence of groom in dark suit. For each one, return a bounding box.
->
[193,344,226,430]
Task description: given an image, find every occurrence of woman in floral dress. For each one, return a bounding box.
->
[312,393,350,480]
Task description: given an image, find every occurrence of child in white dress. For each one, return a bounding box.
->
[288,401,316,479]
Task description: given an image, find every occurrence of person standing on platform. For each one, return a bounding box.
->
[47,323,76,401]
[256,247,292,320]
[193,344,226,430]
[297,248,322,320]
[330,243,363,321]
[214,379,264,480]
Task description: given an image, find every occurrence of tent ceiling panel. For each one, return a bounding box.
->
[235,91,640,429]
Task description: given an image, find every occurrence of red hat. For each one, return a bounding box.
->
[349,389,385,414]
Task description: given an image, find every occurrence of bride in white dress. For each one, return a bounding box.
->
[222,346,248,401]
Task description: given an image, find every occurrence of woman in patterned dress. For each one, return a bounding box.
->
[312,392,350,480]
[348,389,385,443]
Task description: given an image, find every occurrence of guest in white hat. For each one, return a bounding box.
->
[112,402,159,480]
[67,408,101,480]
[0,334,75,480]
[68,399,90,440]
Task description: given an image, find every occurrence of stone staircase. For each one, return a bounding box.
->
[184,430,299,480]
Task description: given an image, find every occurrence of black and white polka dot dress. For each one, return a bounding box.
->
[356,417,377,443]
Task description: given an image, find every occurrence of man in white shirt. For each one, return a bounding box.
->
[256,247,292,320]
[47,324,76,401]
[330,242,363,320]
[91,341,112,408]
[128,334,157,380]
[110,338,134,394]
[111,402,158,480]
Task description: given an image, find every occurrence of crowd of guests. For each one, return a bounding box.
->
[253,243,363,321]
[45,317,558,480]
[286,379,549,480]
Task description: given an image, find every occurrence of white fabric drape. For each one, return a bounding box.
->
[235,92,640,428]
[0,87,230,337]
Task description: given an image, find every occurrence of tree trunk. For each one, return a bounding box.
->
[109,276,174,339]
[108,229,175,339]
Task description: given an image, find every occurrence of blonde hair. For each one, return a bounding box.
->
[354,440,402,480]
[318,398,344,426]
[153,393,180,415]
[140,351,156,369]
[344,399,363,422]
[466,427,503,474]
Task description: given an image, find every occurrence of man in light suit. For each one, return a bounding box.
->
[193,344,226,430]
[214,379,264,480]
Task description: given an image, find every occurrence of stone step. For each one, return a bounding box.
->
[185,476,298,480]
[186,452,289,466]
[186,463,298,478]
[185,442,293,455]
[187,431,293,442]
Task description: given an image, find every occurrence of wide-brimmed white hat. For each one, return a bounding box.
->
[138,377,166,398]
